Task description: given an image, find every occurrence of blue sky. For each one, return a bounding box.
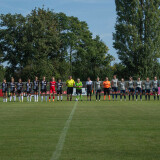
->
[0,0,118,63]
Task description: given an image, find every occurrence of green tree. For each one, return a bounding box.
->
[0,8,113,81]
[112,63,127,79]
[55,13,114,80]
[0,65,5,81]
[113,0,160,79]
[0,13,26,81]
[0,8,60,81]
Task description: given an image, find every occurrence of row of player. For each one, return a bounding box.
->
[1,75,159,102]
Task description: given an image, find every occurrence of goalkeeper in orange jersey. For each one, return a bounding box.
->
[103,77,111,101]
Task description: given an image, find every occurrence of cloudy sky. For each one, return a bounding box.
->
[0,0,118,63]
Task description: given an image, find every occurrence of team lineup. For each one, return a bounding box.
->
[1,75,159,102]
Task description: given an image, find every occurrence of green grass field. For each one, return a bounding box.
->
[0,96,160,160]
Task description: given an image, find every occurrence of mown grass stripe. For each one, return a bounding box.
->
[50,101,78,160]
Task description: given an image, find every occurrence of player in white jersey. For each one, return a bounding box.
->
[128,77,134,101]
[86,77,93,101]
[95,77,101,101]
[120,78,126,101]
[152,77,159,100]
[142,82,146,95]
[145,77,151,101]
[111,75,118,101]
[136,77,142,101]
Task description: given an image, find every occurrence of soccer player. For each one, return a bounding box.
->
[86,77,93,101]
[2,79,8,102]
[10,77,16,102]
[66,76,75,101]
[152,76,159,100]
[136,77,142,101]
[57,79,63,101]
[95,77,101,101]
[111,75,118,101]
[16,78,24,102]
[128,77,134,101]
[120,78,126,101]
[142,82,146,95]
[49,77,56,102]
[145,77,151,101]
[103,77,111,101]
[33,77,39,102]
[75,78,83,101]
[41,76,48,102]
[26,79,32,102]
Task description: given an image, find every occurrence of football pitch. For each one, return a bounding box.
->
[0,97,160,160]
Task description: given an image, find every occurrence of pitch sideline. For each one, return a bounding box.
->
[50,101,78,160]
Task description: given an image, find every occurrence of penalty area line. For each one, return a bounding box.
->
[50,101,78,160]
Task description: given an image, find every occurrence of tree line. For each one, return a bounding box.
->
[1,1,160,82]
[0,8,114,82]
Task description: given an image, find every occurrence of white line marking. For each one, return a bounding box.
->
[50,101,78,160]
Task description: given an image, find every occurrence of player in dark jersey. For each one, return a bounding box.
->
[57,79,63,101]
[145,77,151,101]
[16,78,24,102]
[26,79,32,102]
[10,77,16,102]
[41,76,48,102]
[33,77,39,102]
[86,77,93,101]
[128,77,135,101]
[152,76,159,100]
[2,79,8,102]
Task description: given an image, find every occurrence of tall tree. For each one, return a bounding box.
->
[113,0,160,79]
